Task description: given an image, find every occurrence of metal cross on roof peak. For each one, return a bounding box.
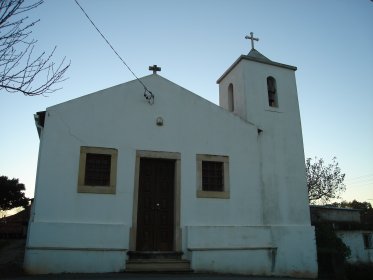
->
[149,65,161,74]
[245,32,259,50]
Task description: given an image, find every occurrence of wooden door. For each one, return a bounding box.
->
[136,158,175,251]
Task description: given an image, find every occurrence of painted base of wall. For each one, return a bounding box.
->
[24,222,317,277]
[187,225,318,278]
[24,249,126,274]
[190,249,275,275]
[24,221,129,274]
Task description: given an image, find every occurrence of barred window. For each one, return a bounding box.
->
[78,147,118,194]
[202,161,224,192]
[197,155,229,199]
[84,153,111,186]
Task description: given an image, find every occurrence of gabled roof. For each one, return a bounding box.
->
[37,73,257,133]
[217,49,297,84]
[246,48,271,62]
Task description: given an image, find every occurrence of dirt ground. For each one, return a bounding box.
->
[0,239,26,277]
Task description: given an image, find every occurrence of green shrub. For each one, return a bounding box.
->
[315,222,351,260]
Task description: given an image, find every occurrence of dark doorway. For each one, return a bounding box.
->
[136,158,175,251]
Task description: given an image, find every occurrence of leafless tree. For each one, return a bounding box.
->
[0,0,70,96]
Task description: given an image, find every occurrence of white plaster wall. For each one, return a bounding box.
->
[31,75,261,225]
[187,226,275,275]
[219,62,247,120]
[270,226,317,278]
[25,70,317,276]
[186,225,317,277]
[217,57,317,277]
[187,226,273,249]
[219,58,310,226]
[25,74,263,273]
[191,250,274,275]
[25,222,129,249]
[337,231,373,264]
[24,250,126,274]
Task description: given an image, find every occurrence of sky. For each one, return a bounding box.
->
[0,0,372,203]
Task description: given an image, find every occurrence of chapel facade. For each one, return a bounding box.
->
[24,41,318,277]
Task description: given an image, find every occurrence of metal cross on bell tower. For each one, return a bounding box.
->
[149,65,161,74]
[245,32,259,50]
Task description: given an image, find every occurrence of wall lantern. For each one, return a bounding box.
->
[156,117,164,126]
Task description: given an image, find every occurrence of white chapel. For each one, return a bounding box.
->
[24,36,318,277]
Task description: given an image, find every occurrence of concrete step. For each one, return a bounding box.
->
[127,251,183,260]
[126,259,192,272]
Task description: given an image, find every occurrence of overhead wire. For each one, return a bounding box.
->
[344,173,373,189]
[74,0,154,104]
[345,174,373,188]
[345,174,373,183]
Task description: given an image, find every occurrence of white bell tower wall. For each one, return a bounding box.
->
[218,53,310,225]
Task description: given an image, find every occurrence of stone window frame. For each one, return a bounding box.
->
[77,146,118,194]
[196,154,230,199]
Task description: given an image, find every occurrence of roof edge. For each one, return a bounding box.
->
[217,54,297,84]
[310,205,361,212]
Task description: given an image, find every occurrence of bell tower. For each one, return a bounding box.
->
[217,35,310,225]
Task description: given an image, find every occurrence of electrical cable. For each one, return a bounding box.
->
[345,174,373,183]
[74,0,154,104]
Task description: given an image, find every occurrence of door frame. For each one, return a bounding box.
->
[130,150,181,252]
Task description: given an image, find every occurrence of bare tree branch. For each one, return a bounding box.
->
[0,0,70,96]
